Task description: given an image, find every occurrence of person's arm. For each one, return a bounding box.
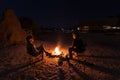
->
[27,42,38,54]
[33,44,39,53]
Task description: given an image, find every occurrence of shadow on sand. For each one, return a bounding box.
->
[77,55,120,60]
[67,60,95,80]
[58,68,65,80]
[71,58,120,77]
[0,59,42,77]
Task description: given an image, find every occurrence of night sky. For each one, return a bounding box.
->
[0,0,120,27]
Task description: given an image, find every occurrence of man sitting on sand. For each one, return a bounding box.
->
[26,35,51,59]
[68,31,86,59]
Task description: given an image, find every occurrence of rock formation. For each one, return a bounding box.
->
[0,9,26,45]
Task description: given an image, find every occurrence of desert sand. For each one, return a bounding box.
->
[0,32,120,80]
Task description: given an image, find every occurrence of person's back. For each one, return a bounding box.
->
[73,37,85,53]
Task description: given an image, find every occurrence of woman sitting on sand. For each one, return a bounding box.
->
[26,35,50,59]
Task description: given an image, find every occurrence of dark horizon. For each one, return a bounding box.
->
[1,0,120,27]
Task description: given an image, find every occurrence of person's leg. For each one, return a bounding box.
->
[37,45,45,52]
[65,54,70,65]
[69,47,74,58]
[58,56,63,68]
[37,45,45,59]
[69,47,77,59]
[37,45,51,57]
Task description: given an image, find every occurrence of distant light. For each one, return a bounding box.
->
[83,26,89,32]
[77,27,80,30]
[61,28,64,31]
[83,26,89,29]
[117,27,120,29]
[71,29,74,32]
[112,27,116,29]
[103,26,112,29]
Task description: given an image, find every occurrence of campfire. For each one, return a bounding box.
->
[51,46,68,58]
[52,47,62,56]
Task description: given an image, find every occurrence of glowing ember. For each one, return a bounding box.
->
[52,47,62,55]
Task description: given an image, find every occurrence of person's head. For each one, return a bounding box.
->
[72,31,79,39]
[26,35,34,43]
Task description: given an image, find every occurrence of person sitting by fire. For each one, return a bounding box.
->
[68,31,86,59]
[26,35,51,60]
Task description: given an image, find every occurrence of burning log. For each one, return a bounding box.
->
[45,46,70,60]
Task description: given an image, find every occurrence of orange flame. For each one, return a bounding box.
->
[52,47,61,55]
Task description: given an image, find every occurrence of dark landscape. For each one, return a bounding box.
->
[1,0,120,79]
[0,32,120,80]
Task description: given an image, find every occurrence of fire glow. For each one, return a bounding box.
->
[52,47,62,55]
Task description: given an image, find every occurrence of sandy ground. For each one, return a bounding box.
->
[0,32,120,80]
